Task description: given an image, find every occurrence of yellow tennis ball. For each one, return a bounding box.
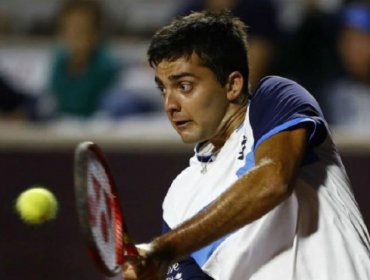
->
[15,187,58,225]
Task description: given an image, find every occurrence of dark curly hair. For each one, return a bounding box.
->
[147,10,250,95]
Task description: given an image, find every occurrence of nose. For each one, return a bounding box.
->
[163,91,180,113]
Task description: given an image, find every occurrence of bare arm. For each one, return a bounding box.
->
[150,126,308,260]
[123,126,308,279]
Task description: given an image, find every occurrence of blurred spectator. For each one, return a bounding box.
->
[319,3,370,131]
[275,0,343,33]
[0,74,29,118]
[45,0,121,119]
[175,0,280,90]
[0,11,12,35]
[275,0,343,96]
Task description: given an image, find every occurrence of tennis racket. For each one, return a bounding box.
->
[74,141,138,277]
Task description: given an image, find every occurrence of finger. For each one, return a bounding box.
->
[122,262,139,280]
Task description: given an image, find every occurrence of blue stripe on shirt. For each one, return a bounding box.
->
[236,117,320,177]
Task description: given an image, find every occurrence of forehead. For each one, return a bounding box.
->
[155,54,206,80]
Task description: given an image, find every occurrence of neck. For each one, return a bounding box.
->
[69,56,89,73]
[210,100,248,151]
[68,48,95,74]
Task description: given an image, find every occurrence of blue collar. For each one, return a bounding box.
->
[195,141,218,163]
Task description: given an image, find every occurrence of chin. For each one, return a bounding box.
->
[182,134,210,145]
[180,136,197,144]
[179,133,200,144]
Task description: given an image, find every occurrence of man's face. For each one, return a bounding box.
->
[154,54,230,144]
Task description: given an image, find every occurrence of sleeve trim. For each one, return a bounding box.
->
[253,117,317,151]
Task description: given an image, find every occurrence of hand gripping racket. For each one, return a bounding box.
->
[74,141,138,276]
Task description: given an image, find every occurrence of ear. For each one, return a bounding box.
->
[226,71,244,102]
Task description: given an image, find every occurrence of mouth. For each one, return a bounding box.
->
[173,120,191,129]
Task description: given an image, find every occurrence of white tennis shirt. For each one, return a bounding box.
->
[162,76,370,280]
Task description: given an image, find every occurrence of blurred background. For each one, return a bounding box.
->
[0,0,369,279]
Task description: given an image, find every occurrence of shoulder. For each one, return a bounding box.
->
[250,75,322,115]
[249,76,327,149]
[255,75,296,87]
[93,44,122,74]
[93,44,117,64]
[253,76,311,98]
[50,45,68,65]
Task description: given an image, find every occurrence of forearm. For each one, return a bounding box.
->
[148,158,292,262]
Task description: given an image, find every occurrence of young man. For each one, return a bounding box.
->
[123,10,370,280]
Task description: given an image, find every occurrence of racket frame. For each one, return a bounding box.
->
[74,141,138,276]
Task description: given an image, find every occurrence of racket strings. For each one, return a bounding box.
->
[87,156,123,271]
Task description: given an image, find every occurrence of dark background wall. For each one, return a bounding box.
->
[0,148,369,280]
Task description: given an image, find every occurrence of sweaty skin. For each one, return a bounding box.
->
[122,54,308,280]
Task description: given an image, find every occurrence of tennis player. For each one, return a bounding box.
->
[123,10,370,280]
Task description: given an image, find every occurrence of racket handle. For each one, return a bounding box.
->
[124,243,139,256]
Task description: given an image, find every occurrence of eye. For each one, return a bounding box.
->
[179,82,192,93]
[157,85,166,96]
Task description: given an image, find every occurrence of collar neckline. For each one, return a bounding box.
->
[195,141,217,163]
[194,119,246,163]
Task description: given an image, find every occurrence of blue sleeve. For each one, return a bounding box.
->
[250,76,327,151]
[162,221,214,280]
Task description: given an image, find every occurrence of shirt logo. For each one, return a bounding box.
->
[166,263,183,280]
[238,135,247,160]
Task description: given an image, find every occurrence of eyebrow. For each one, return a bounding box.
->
[169,72,197,81]
[155,72,198,85]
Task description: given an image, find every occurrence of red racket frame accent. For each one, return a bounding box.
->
[74,141,138,276]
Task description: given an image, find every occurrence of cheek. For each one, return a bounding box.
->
[196,85,227,107]
[194,92,228,125]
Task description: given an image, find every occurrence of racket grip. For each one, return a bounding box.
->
[124,243,139,256]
